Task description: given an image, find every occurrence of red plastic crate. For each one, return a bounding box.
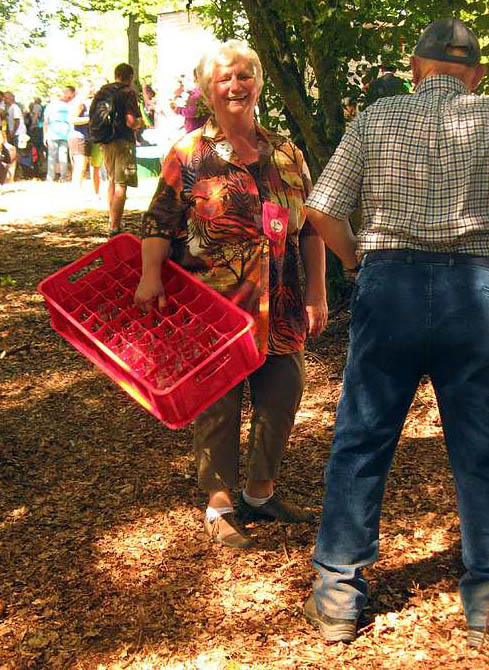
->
[38,233,264,429]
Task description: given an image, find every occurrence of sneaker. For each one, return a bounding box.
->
[237,492,313,523]
[467,626,487,648]
[304,594,357,643]
[203,512,254,549]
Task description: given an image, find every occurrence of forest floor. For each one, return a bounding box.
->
[1,178,488,669]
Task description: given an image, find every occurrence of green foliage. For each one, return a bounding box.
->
[0,276,17,288]
[0,0,21,31]
[195,0,489,162]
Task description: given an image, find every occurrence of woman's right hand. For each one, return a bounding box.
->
[134,275,167,313]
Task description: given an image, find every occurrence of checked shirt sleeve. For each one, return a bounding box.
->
[307,117,364,219]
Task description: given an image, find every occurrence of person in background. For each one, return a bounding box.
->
[43,86,75,182]
[4,92,26,181]
[0,108,16,184]
[343,95,358,122]
[29,98,45,174]
[95,63,144,236]
[142,81,156,127]
[170,68,210,133]
[85,83,104,199]
[23,104,32,134]
[89,140,104,199]
[68,82,91,193]
[303,18,489,649]
[362,64,411,108]
[135,39,327,550]
[4,92,26,148]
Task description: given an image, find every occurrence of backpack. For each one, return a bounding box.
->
[88,83,126,144]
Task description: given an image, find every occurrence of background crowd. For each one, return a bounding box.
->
[0,60,411,192]
[0,69,213,190]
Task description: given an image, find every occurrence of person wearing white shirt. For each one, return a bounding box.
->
[4,92,26,146]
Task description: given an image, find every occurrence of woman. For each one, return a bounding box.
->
[68,82,91,192]
[135,40,327,549]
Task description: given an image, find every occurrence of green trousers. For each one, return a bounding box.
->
[194,352,305,491]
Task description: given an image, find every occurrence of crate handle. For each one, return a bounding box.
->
[194,352,231,385]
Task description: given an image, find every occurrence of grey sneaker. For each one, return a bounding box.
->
[467,626,487,648]
[304,594,357,643]
[203,512,254,549]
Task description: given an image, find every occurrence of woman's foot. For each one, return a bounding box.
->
[204,512,254,549]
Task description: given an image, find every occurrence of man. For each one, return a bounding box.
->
[29,98,45,174]
[362,64,411,107]
[96,63,144,236]
[4,92,27,148]
[303,18,488,648]
[4,92,27,181]
[43,87,75,182]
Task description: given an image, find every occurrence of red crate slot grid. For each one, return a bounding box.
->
[38,234,264,429]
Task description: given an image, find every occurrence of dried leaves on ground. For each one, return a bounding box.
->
[0,181,488,669]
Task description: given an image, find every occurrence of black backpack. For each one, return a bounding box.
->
[89,83,126,144]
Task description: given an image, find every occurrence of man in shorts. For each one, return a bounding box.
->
[98,63,144,236]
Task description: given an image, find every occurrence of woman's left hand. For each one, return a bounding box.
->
[305,290,328,338]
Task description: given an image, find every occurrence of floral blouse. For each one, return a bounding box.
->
[141,118,317,355]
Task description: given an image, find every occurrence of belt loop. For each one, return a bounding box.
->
[448,255,455,267]
[406,253,414,265]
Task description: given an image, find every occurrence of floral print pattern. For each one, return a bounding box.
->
[142,118,317,355]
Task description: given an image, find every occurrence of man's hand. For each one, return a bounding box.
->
[134,276,167,313]
[305,289,328,338]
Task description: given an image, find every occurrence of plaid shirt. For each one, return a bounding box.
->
[307,75,489,256]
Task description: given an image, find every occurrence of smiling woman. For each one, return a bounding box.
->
[134,39,327,550]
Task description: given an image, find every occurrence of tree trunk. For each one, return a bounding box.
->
[127,14,140,89]
[241,0,332,179]
[240,0,347,301]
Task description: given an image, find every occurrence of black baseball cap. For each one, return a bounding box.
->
[414,18,480,66]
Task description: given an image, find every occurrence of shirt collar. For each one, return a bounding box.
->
[201,116,284,163]
[415,74,470,96]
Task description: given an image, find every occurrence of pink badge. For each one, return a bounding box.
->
[262,201,289,242]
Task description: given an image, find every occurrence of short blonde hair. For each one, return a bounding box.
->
[196,39,263,108]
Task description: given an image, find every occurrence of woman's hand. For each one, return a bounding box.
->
[305,289,328,338]
[300,229,327,338]
[136,237,172,312]
[134,276,167,313]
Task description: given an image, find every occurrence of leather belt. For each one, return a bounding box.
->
[364,249,489,268]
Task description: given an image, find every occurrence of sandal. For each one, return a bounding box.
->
[109,227,122,237]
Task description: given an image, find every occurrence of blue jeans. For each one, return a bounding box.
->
[47,139,68,181]
[313,251,489,628]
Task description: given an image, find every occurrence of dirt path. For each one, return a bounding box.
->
[0,179,487,669]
